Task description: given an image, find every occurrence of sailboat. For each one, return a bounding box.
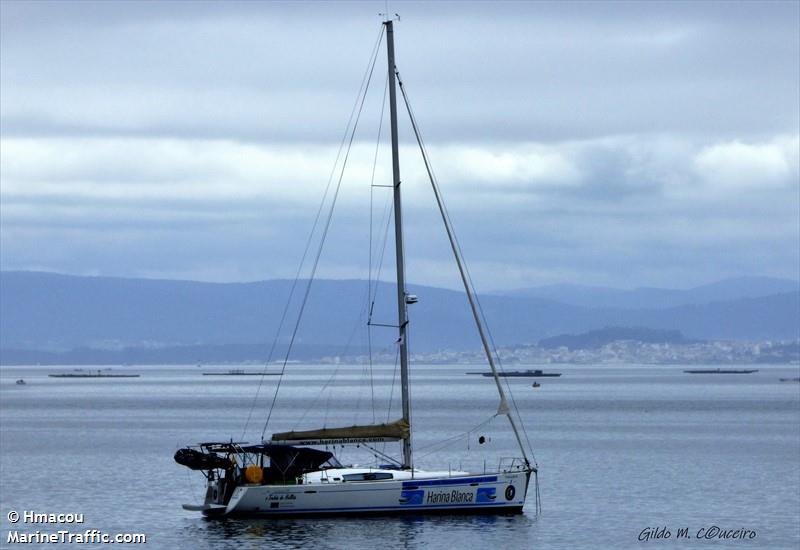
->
[176,19,538,518]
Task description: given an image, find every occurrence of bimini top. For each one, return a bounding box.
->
[271,419,410,445]
[175,443,333,479]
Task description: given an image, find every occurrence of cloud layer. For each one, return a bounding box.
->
[1,1,798,290]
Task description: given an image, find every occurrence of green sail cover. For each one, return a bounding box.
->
[271,419,410,444]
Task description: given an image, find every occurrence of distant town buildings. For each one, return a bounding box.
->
[327,339,800,365]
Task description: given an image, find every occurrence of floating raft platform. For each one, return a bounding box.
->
[683,369,758,374]
[467,369,561,377]
[48,373,140,378]
[202,370,280,376]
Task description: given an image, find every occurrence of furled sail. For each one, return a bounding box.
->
[271,419,409,445]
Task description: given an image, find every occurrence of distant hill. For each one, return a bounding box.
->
[0,271,582,354]
[539,327,692,350]
[1,271,798,364]
[499,276,799,309]
[0,343,361,366]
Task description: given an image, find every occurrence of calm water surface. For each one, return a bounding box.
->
[1,364,798,549]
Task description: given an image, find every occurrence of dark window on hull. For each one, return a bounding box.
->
[342,472,393,482]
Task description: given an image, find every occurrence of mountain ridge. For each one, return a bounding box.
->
[1,271,797,363]
[497,276,799,309]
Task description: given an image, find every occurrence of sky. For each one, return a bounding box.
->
[1,0,798,291]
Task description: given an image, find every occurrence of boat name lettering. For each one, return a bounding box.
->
[268,494,296,501]
[425,490,474,505]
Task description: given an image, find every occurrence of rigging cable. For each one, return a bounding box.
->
[241,25,386,441]
[379,345,401,457]
[367,73,390,423]
[366,162,396,328]
[368,203,395,319]
[261,26,385,441]
[294,74,391,430]
[395,67,537,466]
[414,414,496,459]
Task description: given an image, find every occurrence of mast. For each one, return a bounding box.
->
[385,19,412,470]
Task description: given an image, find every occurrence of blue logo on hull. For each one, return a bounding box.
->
[399,490,424,505]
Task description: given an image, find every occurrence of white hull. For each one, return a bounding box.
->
[199,470,530,517]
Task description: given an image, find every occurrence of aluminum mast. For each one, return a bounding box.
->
[385,19,413,470]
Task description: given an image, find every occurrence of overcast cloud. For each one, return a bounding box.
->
[1,1,798,290]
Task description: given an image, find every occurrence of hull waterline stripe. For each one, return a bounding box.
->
[227,500,522,515]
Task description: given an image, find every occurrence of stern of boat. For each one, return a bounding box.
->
[182,475,226,516]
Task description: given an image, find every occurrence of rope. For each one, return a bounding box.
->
[367,73,390,423]
[260,26,386,441]
[241,26,386,441]
[414,415,496,459]
[394,67,537,466]
[379,346,401,457]
[294,356,343,429]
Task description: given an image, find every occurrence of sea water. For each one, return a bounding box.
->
[1,364,798,549]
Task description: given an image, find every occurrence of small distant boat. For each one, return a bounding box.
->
[48,370,140,378]
[15,379,26,385]
[683,369,758,374]
[202,370,280,376]
[468,369,561,378]
[531,382,541,388]
[779,377,800,382]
